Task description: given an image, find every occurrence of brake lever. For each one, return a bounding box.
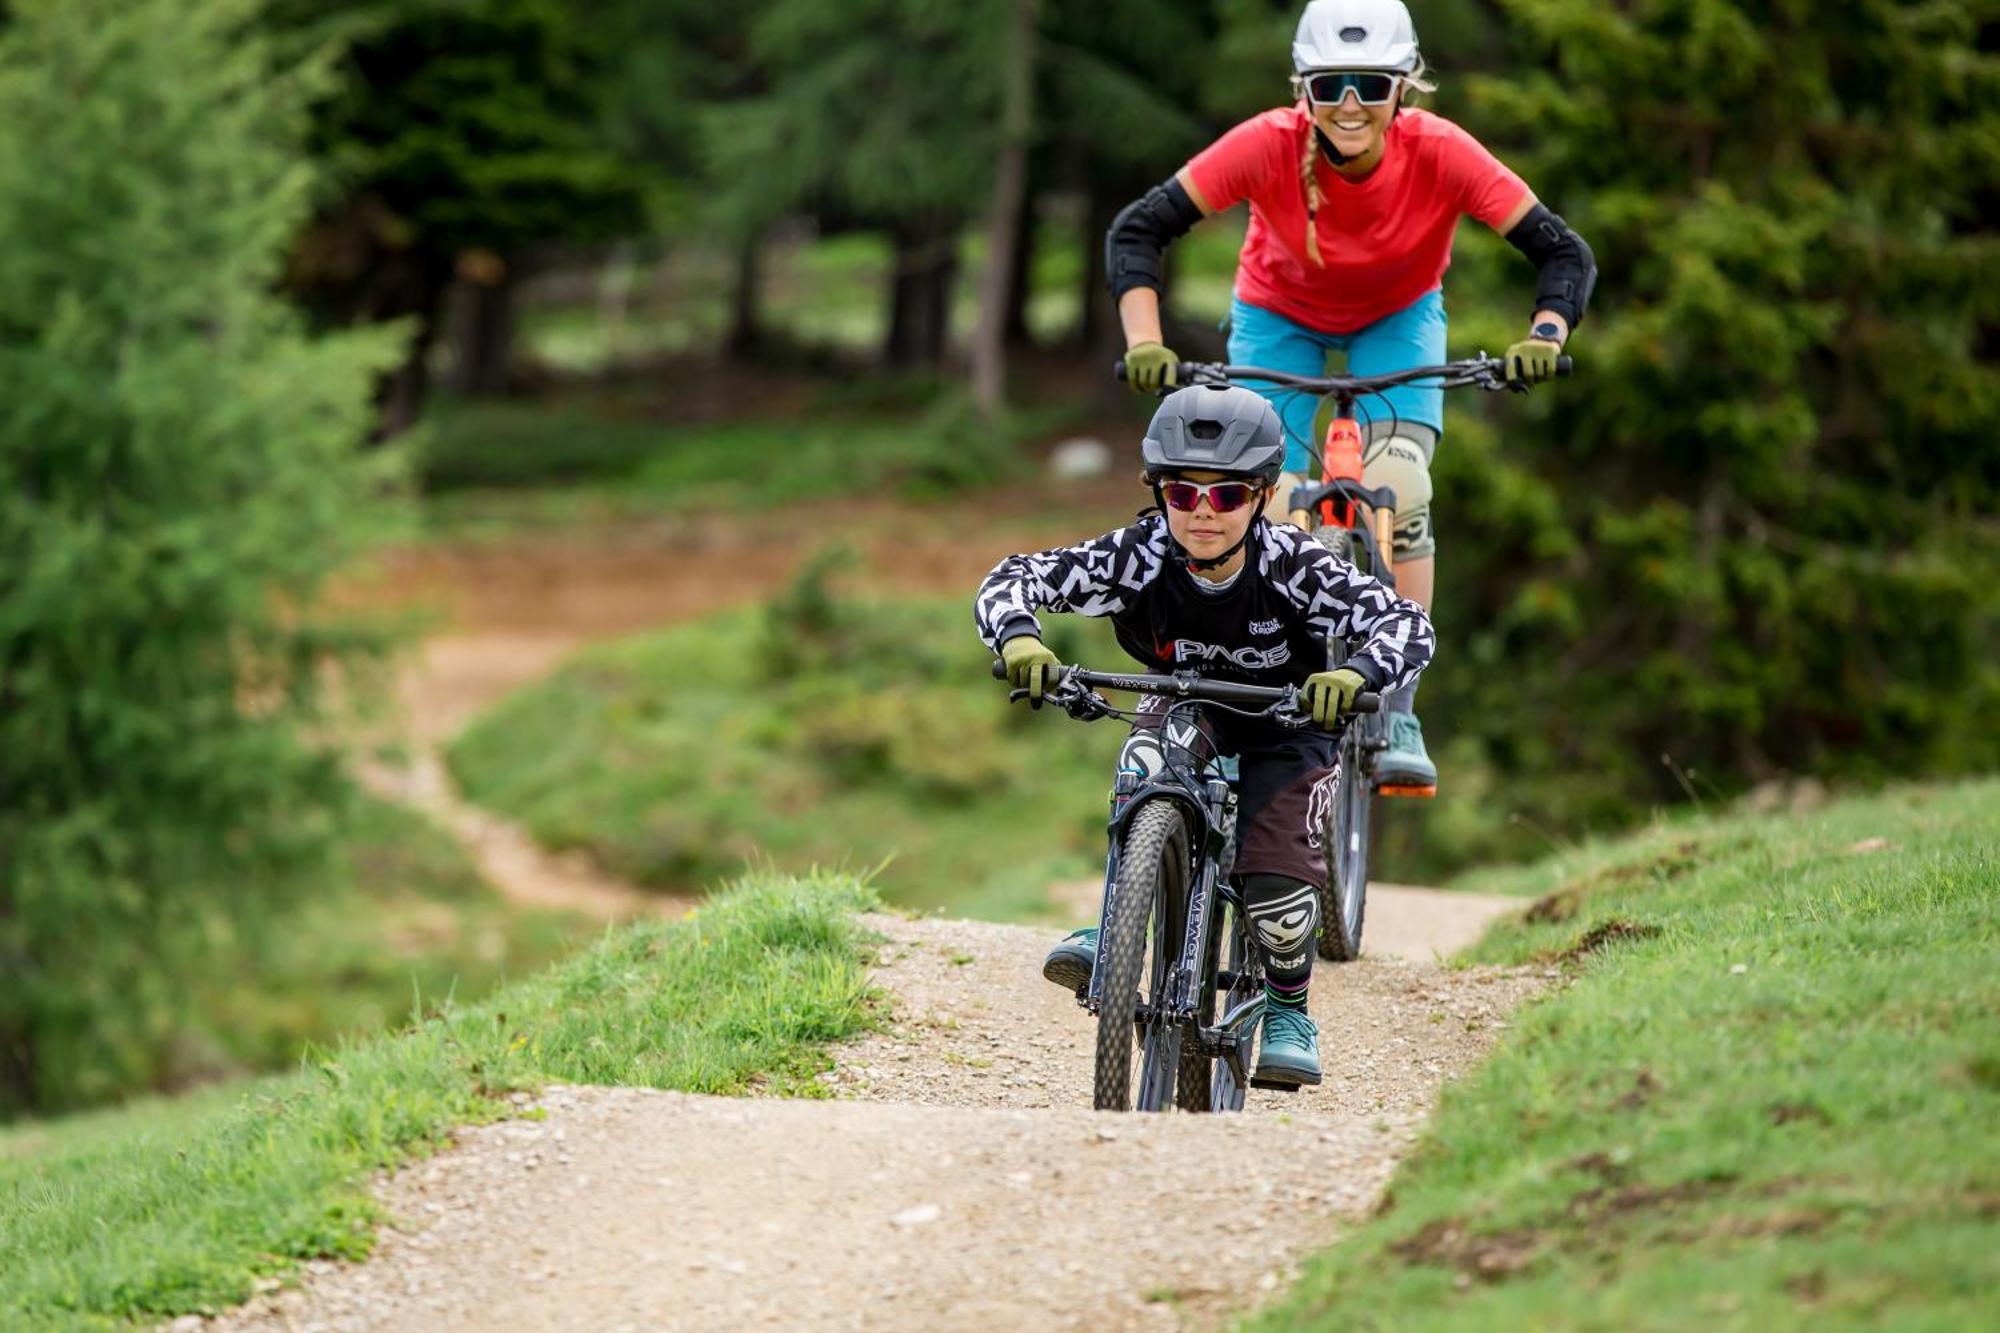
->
[1006,679,1098,716]
[1064,688,1115,721]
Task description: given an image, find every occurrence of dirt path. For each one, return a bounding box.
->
[214,893,1539,1333]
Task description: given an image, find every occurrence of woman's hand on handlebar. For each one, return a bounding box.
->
[1121,342,1179,394]
[1503,336,1565,385]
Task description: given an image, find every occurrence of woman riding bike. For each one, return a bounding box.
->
[977,384,1434,1085]
[1104,0,1597,793]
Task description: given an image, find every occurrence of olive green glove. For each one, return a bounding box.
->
[1301,667,1366,728]
[1124,341,1179,394]
[1503,336,1563,384]
[1000,636,1063,703]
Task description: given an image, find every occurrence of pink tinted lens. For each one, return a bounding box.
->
[1162,481,1254,513]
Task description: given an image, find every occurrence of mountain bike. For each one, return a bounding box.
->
[993,661,1379,1112]
[1121,351,1569,963]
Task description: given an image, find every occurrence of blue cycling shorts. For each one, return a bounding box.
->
[1227,289,1447,474]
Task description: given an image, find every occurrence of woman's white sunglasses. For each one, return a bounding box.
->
[1297,69,1401,107]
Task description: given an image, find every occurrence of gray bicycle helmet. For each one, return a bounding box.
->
[1140,384,1286,485]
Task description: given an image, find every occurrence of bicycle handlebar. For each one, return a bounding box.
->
[990,661,1380,717]
[1114,352,1571,393]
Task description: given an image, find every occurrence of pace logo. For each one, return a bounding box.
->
[1171,639,1292,671]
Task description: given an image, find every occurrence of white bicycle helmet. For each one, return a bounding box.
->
[1292,0,1420,75]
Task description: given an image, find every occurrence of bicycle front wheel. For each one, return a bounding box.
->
[1316,722,1372,962]
[1095,799,1189,1112]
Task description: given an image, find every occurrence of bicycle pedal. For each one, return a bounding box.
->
[1377,783,1438,799]
[1248,1078,1305,1093]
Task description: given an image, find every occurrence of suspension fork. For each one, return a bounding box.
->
[1316,392,1396,581]
[1086,774,1228,1018]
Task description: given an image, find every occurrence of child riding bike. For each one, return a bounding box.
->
[975,383,1434,1086]
[1103,0,1598,795]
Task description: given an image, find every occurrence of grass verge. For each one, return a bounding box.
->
[1253,778,2000,1331]
[446,568,1128,921]
[413,386,1074,544]
[0,871,880,1329]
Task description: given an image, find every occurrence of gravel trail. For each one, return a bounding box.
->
[213,891,1539,1333]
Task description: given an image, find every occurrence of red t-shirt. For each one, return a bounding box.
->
[1185,106,1529,334]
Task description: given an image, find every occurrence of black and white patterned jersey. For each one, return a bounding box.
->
[973,515,1434,692]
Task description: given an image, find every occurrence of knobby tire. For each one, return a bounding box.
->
[1094,799,1189,1112]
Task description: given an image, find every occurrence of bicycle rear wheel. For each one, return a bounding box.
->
[1095,799,1189,1112]
[1316,722,1372,962]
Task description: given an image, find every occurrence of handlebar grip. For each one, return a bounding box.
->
[1113,360,1127,383]
[1351,691,1381,715]
[1556,355,1574,377]
[991,658,1071,689]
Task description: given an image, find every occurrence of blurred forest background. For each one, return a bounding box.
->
[1,0,1994,1115]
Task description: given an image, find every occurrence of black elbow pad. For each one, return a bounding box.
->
[1505,203,1599,328]
[1105,176,1204,301]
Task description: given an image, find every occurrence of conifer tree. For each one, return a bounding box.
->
[0,0,400,1111]
[1436,0,1999,824]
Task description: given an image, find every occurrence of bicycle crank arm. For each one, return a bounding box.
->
[1214,992,1264,1043]
[1202,1026,1254,1090]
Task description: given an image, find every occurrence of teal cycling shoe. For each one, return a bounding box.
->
[1376,711,1439,794]
[1042,926,1097,991]
[1253,1005,1322,1086]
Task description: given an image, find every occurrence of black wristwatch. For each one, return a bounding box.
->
[1531,320,1565,344]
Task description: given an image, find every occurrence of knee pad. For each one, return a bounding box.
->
[1361,422,1438,561]
[1241,874,1319,973]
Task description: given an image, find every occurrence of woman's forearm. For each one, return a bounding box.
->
[1117,288,1165,349]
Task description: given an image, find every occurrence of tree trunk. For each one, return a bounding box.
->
[1002,179,1037,349]
[0,872,28,1113]
[725,235,764,361]
[971,0,1037,417]
[884,224,958,370]
[445,253,517,397]
[370,254,451,439]
[0,1016,31,1115]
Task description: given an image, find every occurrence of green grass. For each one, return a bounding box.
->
[1253,779,2000,1331]
[447,572,1127,921]
[0,871,880,1329]
[413,388,1069,542]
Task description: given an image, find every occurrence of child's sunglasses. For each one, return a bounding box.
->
[1158,478,1260,514]
[1299,69,1400,107]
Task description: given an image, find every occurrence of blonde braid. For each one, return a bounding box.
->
[1297,117,1324,267]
